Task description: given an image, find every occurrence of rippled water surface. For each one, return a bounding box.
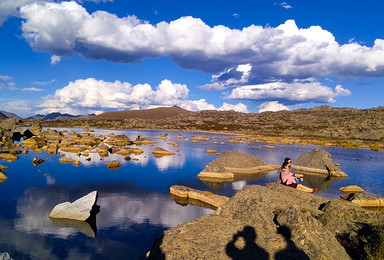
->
[0,128,383,259]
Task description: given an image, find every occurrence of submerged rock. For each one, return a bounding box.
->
[293,148,347,177]
[49,191,99,221]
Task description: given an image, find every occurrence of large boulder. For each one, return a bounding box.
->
[49,191,99,221]
[293,148,347,177]
[197,151,279,180]
[148,184,384,259]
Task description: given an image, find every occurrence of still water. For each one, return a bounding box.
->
[0,128,383,259]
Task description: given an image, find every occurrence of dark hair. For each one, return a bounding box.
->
[281,161,290,169]
[284,158,291,163]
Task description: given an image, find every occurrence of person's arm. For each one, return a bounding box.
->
[290,166,303,178]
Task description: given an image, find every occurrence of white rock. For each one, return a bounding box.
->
[49,191,98,221]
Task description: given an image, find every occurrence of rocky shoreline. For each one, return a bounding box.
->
[18,106,384,151]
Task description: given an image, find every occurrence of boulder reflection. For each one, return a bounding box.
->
[50,217,97,238]
[301,174,343,191]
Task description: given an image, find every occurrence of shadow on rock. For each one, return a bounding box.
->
[225,226,268,260]
[147,232,166,260]
[274,225,310,260]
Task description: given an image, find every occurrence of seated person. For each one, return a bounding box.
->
[280,162,317,193]
[283,157,304,183]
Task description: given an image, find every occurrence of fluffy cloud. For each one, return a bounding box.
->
[218,102,249,113]
[0,0,36,25]
[19,2,384,78]
[37,78,249,115]
[258,101,289,113]
[227,80,351,104]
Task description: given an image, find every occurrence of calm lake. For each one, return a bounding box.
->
[0,128,383,259]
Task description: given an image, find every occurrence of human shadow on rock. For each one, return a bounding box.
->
[226,226,269,260]
[274,225,310,260]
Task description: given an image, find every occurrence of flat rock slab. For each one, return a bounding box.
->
[339,185,365,194]
[170,185,229,209]
[49,191,98,221]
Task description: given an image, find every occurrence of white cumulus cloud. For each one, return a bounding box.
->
[227,80,351,104]
[218,102,249,113]
[36,78,249,115]
[258,101,289,113]
[19,2,384,77]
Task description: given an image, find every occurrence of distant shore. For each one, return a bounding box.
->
[19,105,384,152]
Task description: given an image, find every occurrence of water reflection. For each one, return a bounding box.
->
[50,218,97,238]
[302,174,344,191]
[13,183,213,239]
[1,127,384,259]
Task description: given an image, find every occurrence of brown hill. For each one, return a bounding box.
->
[91,106,190,120]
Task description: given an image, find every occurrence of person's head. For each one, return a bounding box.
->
[281,161,290,170]
[284,157,292,166]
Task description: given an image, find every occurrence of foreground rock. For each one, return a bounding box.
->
[170,185,229,210]
[197,151,279,180]
[293,148,348,177]
[49,191,99,221]
[148,184,384,259]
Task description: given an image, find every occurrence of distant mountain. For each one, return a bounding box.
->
[27,112,95,120]
[42,112,79,120]
[26,114,45,119]
[0,110,22,119]
[91,106,191,120]
[0,112,7,120]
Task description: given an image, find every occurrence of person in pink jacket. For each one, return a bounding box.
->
[280,162,317,193]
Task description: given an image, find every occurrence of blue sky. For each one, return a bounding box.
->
[1,0,384,118]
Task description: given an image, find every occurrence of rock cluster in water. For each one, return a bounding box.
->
[18,106,384,151]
